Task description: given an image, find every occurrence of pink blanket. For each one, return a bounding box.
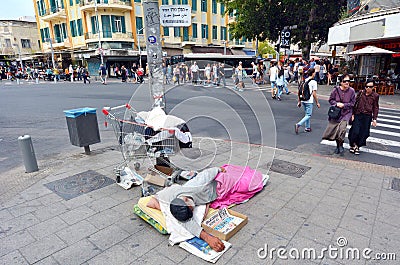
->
[210,164,264,209]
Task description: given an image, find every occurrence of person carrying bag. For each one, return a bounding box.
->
[322,74,356,155]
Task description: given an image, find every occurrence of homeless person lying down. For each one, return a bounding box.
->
[146,165,268,252]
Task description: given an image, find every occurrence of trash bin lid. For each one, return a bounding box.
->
[63,107,97,118]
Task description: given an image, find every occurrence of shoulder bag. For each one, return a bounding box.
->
[328,87,343,119]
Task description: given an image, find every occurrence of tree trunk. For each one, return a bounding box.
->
[302,4,317,59]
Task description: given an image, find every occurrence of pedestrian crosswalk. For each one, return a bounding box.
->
[320,107,400,159]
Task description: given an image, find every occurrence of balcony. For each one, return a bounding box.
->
[80,0,132,12]
[40,6,67,21]
[228,39,245,48]
[84,31,134,43]
[181,36,197,47]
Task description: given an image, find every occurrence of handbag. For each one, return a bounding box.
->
[328,87,343,119]
[328,105,342,119]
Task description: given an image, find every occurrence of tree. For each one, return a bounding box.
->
[258,41,275,57]
[219,0,347,59]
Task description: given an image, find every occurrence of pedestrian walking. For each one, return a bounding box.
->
[322,74,356,155]
[218,63,226,87]
[99,63,107,84]
[69,64,74,82]
[295,68,321,133]
[190,62,199,84]
[275,68,285,101]
[269,62,278,98]
[348,80,379,155]
[82,66,90,84]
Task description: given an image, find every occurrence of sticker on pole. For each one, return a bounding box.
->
[160,5,191,27]
[148,36,157,44]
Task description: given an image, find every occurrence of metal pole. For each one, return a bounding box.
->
[223,41,226,55]
[15,44,24,73]
[143,0,164,109]
[138,28,142,68]
[18,135,39,173]
[255,36,258,57]
[94,0,103,64]
[47,38,57,83]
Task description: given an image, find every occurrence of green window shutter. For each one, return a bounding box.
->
[75,0,79,4]
[91,16,96,34]
[192,0,197,11]
[182,0,188,4]
[62,23,67,38]
[162,0,168,4]
[54,25,61,42]
[192,23,197,38]
[77,19,83,36]
[212,0,216,14]
[136,17,143,33]
[121,16,126,33]
[69,21,75,37]
[45,28,50,39]
[69,0,73,6]
[40,29,44,42]
[111,15,116,33]
[163,27,169,36]
[102,15,111,37]
[220,3,224,14]
[183,27,189,41]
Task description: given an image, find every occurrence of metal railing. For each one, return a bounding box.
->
[79,0,131,6]
[182,36,196,42]
[40,6,65,16]
[84,31,133,39]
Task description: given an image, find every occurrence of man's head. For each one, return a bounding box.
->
[170,197,194,222]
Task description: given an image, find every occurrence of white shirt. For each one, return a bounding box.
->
[269,66,278,81]
[303,78,318,104]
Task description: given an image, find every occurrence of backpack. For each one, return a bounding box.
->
[298,79,312,101]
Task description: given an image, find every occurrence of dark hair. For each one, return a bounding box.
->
[338,74,350,83]
[306,68,315,75]
[278,68,284,78]
[366,78,374,84]
[170,198,193,222]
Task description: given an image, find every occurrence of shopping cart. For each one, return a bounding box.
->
[102,104,182,192]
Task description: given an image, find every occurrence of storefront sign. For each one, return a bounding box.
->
[160,5,191,27]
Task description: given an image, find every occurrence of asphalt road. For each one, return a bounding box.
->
[0,79,398,173]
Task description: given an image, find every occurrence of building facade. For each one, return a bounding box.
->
[0,18,41,65]
[328,1,400,75]
[33,0,254,74]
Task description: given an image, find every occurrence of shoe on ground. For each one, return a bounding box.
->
[338,146,345,155]
[354,147,360,155]
[286,92,291,95]
[238,89,244,92]
[304,128,312,132]
[277,97,281,101]
[272,95,276,99]
[349,146,355,153]
[294,124,300,134]
[334,147,340,154]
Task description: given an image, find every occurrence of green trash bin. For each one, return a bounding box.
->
[64,107,101,154]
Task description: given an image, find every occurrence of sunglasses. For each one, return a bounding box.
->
[365,85,374,88]
[342,80,350,83]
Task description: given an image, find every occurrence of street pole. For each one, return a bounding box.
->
[137,27,144,68]
[94,0,103,64]
[46,38,56,83]
[143,0,164,109]
[14,44,24,73]
[223,40,226,55]
[255,36,258,58]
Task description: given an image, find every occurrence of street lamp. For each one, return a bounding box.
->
[137,27,144,68]
[45,38,56,83]
[13,43,24,73]
[94,0,103,64]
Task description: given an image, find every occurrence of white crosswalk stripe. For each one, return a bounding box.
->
[320,108,400,159]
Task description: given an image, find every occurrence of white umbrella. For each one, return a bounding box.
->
[347,45,394,55]
[347,46,394,79]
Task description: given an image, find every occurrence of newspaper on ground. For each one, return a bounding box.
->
[179,237,231,263]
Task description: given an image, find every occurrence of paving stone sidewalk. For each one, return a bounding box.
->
[1,137,400,265]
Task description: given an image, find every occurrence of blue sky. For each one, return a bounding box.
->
[0,0,35,19]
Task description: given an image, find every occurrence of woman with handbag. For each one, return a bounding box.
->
[322,74,356,154]
[348,80,379,155]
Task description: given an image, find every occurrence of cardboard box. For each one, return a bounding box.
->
[201,208,248,241]
[154,165,173,176]
[144,173,166,187]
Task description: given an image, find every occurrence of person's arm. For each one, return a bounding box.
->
[343,90,356,109]
[329,88,338,106]
[372,94,379,127]
[200,230,225,252]
[312,90,320,108]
